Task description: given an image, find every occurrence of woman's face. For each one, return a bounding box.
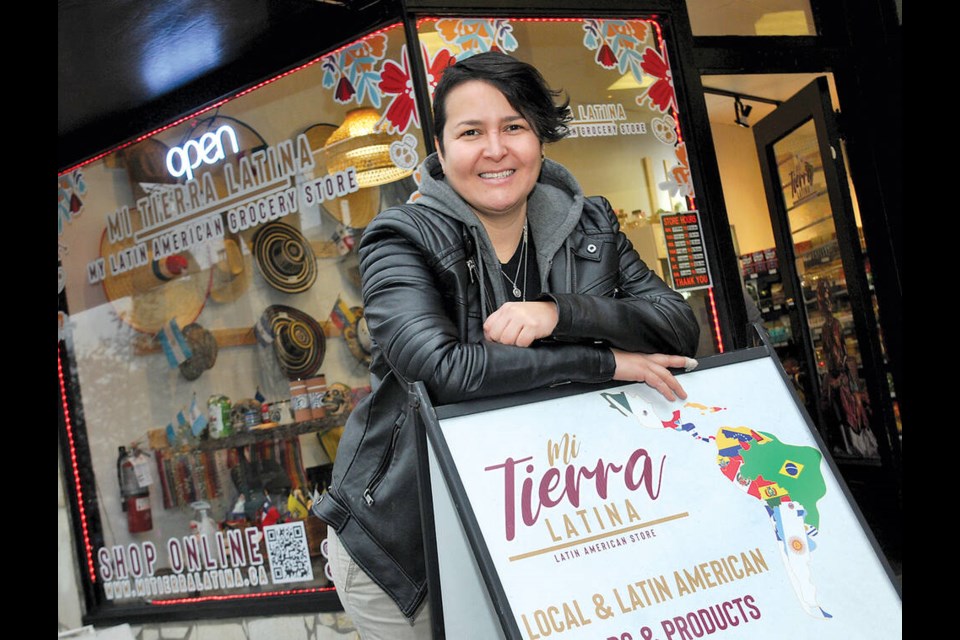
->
[436,80,543,225]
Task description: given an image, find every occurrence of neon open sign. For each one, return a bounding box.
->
[166,125,240,181]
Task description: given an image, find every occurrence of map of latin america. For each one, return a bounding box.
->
[600,390,831,619]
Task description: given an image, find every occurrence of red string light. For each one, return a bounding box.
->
[708,287,725,353]
[59,349,98,583]
[151,585,337,606]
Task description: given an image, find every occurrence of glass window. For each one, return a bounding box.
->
[57,22,424,620]
[687,0,816,36]
[417,17,719,355]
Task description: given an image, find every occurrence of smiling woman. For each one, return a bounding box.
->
[435,81,544,244]
[312,51,700,639]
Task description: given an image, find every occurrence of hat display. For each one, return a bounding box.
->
[252,221,318,294]
[178,323,219,381]
[256,305,326,380]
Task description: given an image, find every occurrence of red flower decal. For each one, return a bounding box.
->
[379,49,418,134]
[425,46,456,96]
[639,47,676,113]
[335,77,356,103]
[380,45,457,134]
[596,43,618,68]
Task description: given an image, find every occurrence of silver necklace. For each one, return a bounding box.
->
[500,221,528,301]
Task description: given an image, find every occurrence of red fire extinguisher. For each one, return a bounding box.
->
[117,445,153,533]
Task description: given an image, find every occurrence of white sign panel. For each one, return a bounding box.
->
[429,354,901,640]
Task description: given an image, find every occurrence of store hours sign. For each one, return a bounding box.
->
[660,211,711,291]
[422,351,901,639]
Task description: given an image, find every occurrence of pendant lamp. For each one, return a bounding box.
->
[323,108,414,188]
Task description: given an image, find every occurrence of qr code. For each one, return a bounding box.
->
[264,521,314,584]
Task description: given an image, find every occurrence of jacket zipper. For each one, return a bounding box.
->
[466,257,477,284]
[363,414,405,506]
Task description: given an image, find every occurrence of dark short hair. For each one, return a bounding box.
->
[432,51,571,153]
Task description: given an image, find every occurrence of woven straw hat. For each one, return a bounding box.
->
[99,228,211,335]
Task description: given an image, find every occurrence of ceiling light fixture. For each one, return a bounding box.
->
[734,96,753,128]
[702,86,781,129]
[324,108,413,188]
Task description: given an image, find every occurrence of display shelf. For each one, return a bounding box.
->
[794,236,837,258]
[197,415,345,451]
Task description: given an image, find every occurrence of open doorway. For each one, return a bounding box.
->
[703,72,902,575]
[702,72,841,422]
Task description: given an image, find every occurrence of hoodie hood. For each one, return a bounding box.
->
[414,152,586,310]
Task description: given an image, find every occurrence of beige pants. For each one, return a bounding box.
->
[326,529,433,640]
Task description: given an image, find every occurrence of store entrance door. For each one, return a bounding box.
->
[752,76,899,470]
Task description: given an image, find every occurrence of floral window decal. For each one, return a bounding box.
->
[321,34,389,107]
[379,43,456,134]
[58,169,86,235]
[659,142,695,200]
[581,20,649,76]
[434,19,518,57]
[638,47,677,114]
[378,45,418,135]
[422,45,457,101]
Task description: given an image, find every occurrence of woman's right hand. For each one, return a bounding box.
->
[611,349,697,402]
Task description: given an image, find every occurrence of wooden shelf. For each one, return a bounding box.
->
[196,415,344,451]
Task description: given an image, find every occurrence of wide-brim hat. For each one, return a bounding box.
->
[100,228,211,335]
[255,305,326,380]
[210,236,252,303]
[252,221,318,294]
[303,123,381,230]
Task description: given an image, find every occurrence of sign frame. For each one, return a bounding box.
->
[412,339,901,640]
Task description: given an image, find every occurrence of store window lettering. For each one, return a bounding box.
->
[567,102,647,139]
[97,525,276,600]
[222,136,315,197]
[225,189,297,233]
[299,166,360,206]
[86,133,325,282]
[149,134,314,238]
[166,124,240,181]
[789,154,816,202]
[577,103,627,122]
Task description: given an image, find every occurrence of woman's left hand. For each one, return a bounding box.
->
[484,301,559,347]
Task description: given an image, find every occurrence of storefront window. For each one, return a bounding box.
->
[59,12,728,623]
[416,16,720,354]
[57,22,425,621]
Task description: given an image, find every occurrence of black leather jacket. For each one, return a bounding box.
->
[314,158,699,618]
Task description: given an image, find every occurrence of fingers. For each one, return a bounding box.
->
[646,353,698,372]
[484,302,558,347]
[612,349,690,402]
[484,317,536,347]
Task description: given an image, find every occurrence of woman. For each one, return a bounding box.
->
[314,51,700,639]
